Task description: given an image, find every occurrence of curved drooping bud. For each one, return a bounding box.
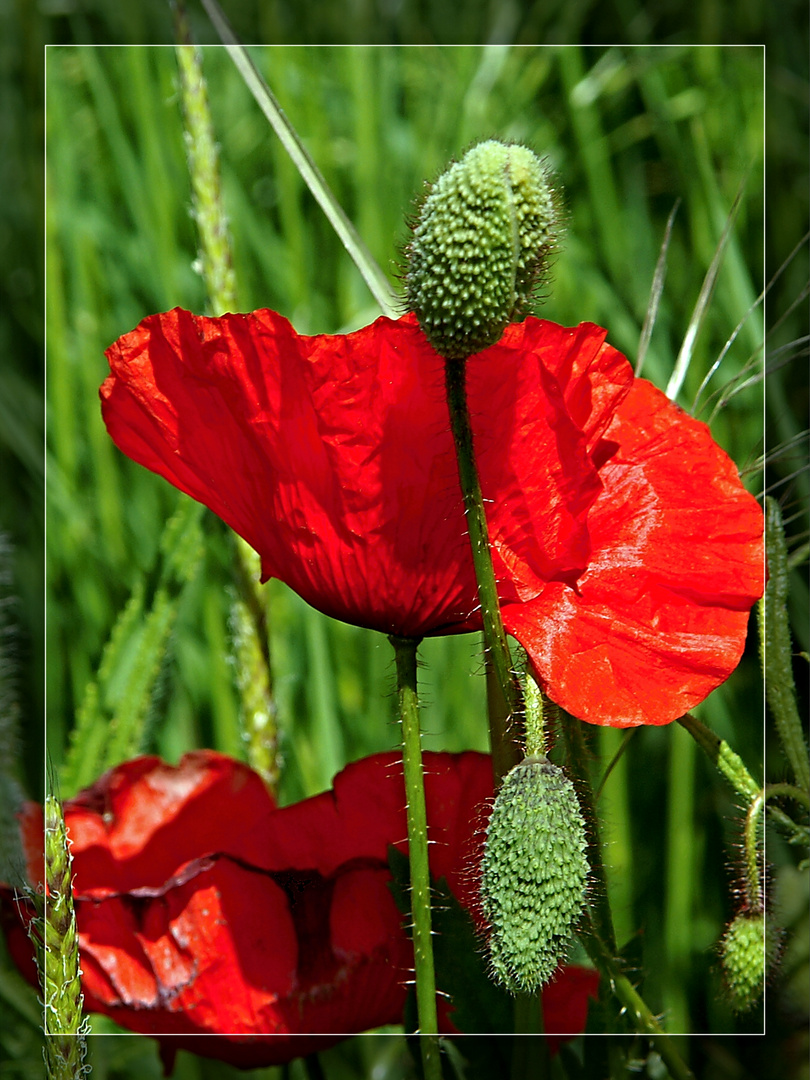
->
[405,140,558,359]
[480,756,588,993]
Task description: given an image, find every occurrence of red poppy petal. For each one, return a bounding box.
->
[542,964,600,1050]
[2,751,604,1059]
[330,867,404,957]
[79,859,298,1031]
[66,751,276,895]
[467,318,625,596]
[101,311,608,638]
[102,309,469,638]
[102,308,762,724]
[506,380,763,725]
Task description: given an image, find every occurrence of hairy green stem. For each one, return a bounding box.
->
[765,781,810,810]
[444,357,524,784]
[676,713,760,799]
[679,714,809,846]
[560,708,616,954]
[762,497,810,791]
[743,791,764,911]
[580,915,694,1080]
[523,668,546,759]
[595,729,635,801]
[390,636,441,1080]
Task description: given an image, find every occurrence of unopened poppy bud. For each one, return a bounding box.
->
[719,910,777,1012]
[480,756,588,993]
[406,140,558,359]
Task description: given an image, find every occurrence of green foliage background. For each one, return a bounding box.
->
[1,2,808,1079]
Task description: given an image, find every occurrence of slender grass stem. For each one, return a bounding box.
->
[174,11,281,790]
[595,729,635,801]
[199,0,399,319]
[444,356,523,785]
[389,636,441,1080]
[637,198,680,377]
[762,497,810,792]
[663,723,695,1031]
[665,179,746,402]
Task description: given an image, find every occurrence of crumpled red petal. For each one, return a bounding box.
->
[506,379,765,725]
[2,751,597,1065]
[101,310,763,725]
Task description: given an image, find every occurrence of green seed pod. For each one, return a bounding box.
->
[719,910,776,1012]
[405,139,558,359]
[480,755,588,993]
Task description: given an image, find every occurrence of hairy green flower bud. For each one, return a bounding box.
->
[480,756,588,993]
[720,910,777,1013]
[406,139,558,359]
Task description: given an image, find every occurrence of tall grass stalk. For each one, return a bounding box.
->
[174,13,282,790]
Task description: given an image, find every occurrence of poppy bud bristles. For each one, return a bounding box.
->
[480,757,589,993]
[406,139,558,359]
[719,909,780,1013]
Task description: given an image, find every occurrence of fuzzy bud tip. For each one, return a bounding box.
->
[405,140,558,360]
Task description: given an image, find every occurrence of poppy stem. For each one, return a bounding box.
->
[444,357,524,784]
[559,706,617,955]
[523,664,547,759]
[511,994,555,1078]
[679,713,809,846]
[676,713,760,799]
[389,635,442,1080]
[742,790,765,912]
[579,913,695,1080]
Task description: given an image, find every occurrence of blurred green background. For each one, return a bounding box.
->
[1,2,808,1078]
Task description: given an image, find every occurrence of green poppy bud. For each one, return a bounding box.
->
[719,910,777,1012]
[406,139,558,359]
[480,755,588,993]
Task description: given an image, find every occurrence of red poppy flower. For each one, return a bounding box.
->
[2,751,598,1067]
[101,310,763,726]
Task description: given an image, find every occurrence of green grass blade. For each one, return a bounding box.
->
[60,498,204,795]
[637,199,680,377]
[762,497,810,792]
[200,0,400,319]
[665,180,746,402]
